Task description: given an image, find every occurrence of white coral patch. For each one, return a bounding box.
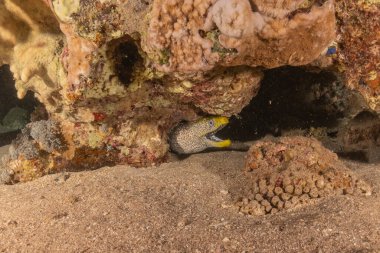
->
[52,0,80,23]
[204,0,265,38]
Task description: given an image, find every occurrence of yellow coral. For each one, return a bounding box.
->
[10,33,67,113]
[51,0,80,23]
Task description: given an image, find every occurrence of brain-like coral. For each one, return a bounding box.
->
[144,0,336,72]
[237,136,372,216]
[0,0,377,182]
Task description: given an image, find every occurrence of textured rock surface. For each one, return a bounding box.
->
[239,136,372,216]
[335,0,380,113]
[0,0,378,182]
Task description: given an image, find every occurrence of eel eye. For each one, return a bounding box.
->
[208,120,214,128]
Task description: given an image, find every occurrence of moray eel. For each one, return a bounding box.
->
[169,116,232,154]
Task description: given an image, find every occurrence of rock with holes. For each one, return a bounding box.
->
[238,136,372,216]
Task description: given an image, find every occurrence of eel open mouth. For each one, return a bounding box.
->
[204,117,231,148]
[205,124,227,142]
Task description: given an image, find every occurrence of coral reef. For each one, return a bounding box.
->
[144,0,336,72]
[238,136,372,216]
[335,0,380,112]
[2,120,67,183]
[173,67,263,116]
[0,0,377,182]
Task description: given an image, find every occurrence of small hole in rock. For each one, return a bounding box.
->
[327,130,338,138]
[199,30,206,38]
[110,37,143,86]
[248,0,259,12]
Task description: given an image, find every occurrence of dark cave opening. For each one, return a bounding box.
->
[111,38,143,86]
[218,66,380,162]
[219,67,351,141]
[0,65,40,146]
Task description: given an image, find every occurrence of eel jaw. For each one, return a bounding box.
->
[205,124,231,148]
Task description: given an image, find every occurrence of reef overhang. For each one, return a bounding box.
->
[0,0,378,182]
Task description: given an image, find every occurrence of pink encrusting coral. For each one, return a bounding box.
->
[0,0,378,182]
[143,0,336,72]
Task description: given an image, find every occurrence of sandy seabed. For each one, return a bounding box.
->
[0,145,379,252]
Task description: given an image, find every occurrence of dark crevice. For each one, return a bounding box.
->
[218,66,379,162]
[219,67,350,141]
[248,0,259,12]
[0,65,40,146]
[337,151,368,163]
[352,110,378,123]
[109,37,143,86]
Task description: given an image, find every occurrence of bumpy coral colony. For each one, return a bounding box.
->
[239,136,372,216]
[0,0,378,182]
